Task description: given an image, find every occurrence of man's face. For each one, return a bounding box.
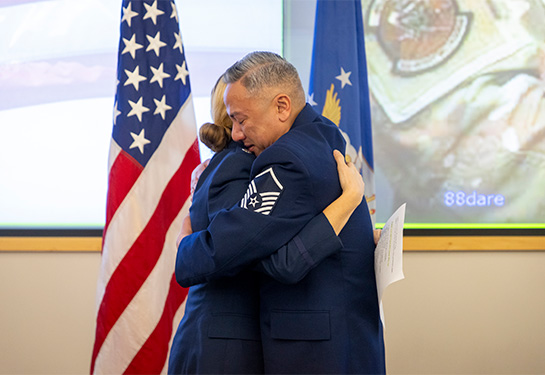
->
[224,80,289,156]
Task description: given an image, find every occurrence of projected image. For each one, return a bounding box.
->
[2,0,542,230]
[0,0,281,229]
[0,0,119,228]
[364,0,545,225]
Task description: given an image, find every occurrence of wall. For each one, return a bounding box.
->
[0,251,100,375]
[383,250,545,374]
[1,249,545,374]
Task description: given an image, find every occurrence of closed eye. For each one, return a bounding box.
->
[232,116,245,126]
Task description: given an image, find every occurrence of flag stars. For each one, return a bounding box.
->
[114,1,189,162]
[150,63,170,88]
[146,31,167,57]
[154,95,172,120]
[308,93,318,106]
[124,66,147,91]
[127,97,150,122]
[173,32,183,54]
[170,2,179,22]
[336,67,352,89]
[121,2,138,27]
[122,34,143,59]
[129,128,151,154]
[143,0,164,25]
[174,61,189,85]
[113,101,121,125]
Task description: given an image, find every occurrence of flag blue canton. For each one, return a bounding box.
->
[309,0,376,221]
[113,0,191,167]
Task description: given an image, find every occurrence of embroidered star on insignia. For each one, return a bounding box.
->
[240,167,283,215]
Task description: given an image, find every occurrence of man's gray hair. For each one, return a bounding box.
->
[224,51,305,105]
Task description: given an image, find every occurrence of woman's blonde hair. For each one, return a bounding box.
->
[199,76,232,153]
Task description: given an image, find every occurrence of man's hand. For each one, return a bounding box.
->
[373,229,382,245]
[176,214,193,247]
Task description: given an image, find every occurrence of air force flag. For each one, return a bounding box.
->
[240,167,283,215]
[309,0,376,225]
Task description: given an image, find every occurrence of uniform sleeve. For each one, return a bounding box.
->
[175,146,326,288]
[253,213,343,284]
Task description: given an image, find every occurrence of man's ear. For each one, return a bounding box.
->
[274,94,292,122]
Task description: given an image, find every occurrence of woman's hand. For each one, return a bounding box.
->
[323,150,366,235]
[333,149,364,205]
[334,151,381,245]
[190,159,210,197]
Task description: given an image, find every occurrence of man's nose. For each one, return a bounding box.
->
[231,122,245,142]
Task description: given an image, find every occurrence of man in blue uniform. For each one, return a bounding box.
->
[169,76,363,375]
[176,52,385,374]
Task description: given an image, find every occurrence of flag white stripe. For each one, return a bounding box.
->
[162,297,188,375]
[95,96,197,312]
[94,198,191,374]
[107,138,122,172]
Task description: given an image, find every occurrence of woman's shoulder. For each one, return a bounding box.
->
[205,142,254,180]
[220,142,255,164]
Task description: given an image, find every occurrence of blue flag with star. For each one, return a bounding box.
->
[309,0,376,224]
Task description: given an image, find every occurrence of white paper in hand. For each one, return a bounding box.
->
[375,203,406,327]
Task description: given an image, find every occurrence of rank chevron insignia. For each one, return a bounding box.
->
[240,167,283,215]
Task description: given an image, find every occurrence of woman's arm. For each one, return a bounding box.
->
[254,150,366,284]
[323,149,364,234]
[175,149,372,287]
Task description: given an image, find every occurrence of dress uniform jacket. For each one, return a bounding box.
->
[168,141,263,374]
[176,104,386,374]
[169,138,345,374]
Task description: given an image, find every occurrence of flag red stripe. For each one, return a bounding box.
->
[104,150,144,233]
[124,273,189,374]
[91,141,200,373]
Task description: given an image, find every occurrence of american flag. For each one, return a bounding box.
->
[91,1,200,373]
